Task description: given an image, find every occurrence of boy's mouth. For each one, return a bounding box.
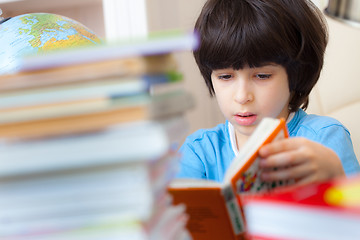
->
[234,113,257,125]
[237,113,255,117]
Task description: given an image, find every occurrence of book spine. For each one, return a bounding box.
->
[19,32,198,71]
[221,184,246,235]
[0,121,170,177]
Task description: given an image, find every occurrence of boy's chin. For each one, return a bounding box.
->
[234,124,257,137]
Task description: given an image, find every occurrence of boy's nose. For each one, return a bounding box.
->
[234,81,253,104]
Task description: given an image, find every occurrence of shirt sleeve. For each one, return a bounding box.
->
[314,125,360,176]
[175,139,206,179]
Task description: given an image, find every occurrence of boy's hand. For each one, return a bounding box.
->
[258,137,345,186]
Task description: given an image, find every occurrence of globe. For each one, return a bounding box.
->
[0,12,102,74]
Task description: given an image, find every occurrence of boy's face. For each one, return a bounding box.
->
[211,63,290,145]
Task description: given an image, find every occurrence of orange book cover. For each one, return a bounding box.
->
[168,118,289,240]
[169,183,243,240]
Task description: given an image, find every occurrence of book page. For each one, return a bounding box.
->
[224,118,281,183]
[235,129,288,194]
[223,118,289,194]
[169,178,221,189]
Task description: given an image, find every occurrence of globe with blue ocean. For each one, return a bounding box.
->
[0,12,102,74]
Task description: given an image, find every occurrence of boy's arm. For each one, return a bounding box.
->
[176,142,206,179]
[314,125,360,175]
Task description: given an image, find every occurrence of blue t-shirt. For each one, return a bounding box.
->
[177,109,360,182]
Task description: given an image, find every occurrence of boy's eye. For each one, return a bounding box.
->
[255,74,271,80]
[218,74,232,80]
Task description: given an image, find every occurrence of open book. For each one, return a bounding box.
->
[168,117,289,240]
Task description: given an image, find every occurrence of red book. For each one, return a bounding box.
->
[242,175,360,240]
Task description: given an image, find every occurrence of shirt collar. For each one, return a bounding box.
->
[287,112,295,123]
[228,111,299,155]
[287,109,305,135]
[227,121,239,157]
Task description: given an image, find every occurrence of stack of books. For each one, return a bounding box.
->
[0,33,197,240]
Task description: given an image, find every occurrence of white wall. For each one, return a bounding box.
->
[311,0,329,9]
[307,15,360,159]
[147,0,224,134]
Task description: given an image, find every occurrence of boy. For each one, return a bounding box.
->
[177,0,360,185]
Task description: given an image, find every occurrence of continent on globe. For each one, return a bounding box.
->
[0,12,102,74]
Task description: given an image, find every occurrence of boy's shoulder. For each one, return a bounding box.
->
[185,122,229,144]
[289,109,349,135]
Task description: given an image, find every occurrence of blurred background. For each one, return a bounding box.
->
[1,0,359,159]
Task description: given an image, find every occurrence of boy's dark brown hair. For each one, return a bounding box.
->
[193,0,328,112]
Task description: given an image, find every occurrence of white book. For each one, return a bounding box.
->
[0,77,147,110]
[0,164,150,203]
[4,205,188,240]
[0,74,177,110]
[0,116,188,177]
[2,213,148,240]
[9,206,188,240]
[0,154,178,204]
[0,154,180,237]
[0,155,179,222]
[19,32,198,71]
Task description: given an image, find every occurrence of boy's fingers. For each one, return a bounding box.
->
[259,151,300,168]
[261,162,313,182]
[259,137,307,157]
